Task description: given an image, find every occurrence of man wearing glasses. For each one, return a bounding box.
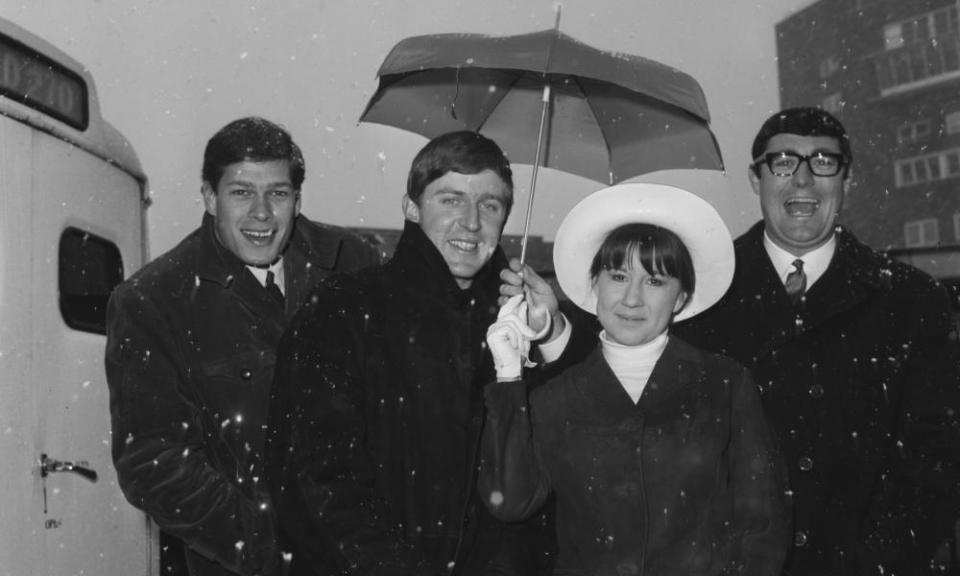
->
[675,107,960,575]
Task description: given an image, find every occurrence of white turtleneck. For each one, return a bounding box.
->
[599,330,669,404]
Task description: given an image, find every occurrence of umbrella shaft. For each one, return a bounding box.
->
[519,84,551,267]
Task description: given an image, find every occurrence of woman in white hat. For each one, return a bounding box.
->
[480,183,789,576]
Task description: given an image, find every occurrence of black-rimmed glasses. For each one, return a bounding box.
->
[753,151,846,177]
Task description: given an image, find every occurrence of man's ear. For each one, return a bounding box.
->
[748,165,762,197]
[201,182,217,216]
[294,190,302,217]
[402,194,420,223]
[842,167,853,195]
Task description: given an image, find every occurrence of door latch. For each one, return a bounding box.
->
[40,453,98,482]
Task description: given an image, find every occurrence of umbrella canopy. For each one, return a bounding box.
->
[360,28,724,184]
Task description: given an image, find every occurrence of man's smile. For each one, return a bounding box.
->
[784,197,820,217]
[449,239,479,252]
[242,229,276,244]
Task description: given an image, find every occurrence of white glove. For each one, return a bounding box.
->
[486,294,551,380]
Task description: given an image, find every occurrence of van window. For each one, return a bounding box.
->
[59,228,123,334]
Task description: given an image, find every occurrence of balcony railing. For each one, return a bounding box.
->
[875,33,960,95]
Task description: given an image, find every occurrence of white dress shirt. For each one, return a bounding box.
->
[246,257,286,295]
[763,232,836,291]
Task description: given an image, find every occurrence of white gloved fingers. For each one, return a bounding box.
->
[497,293,526,319]
[486,319,524,380]
[487,319,520,350]
[497,294,539,339]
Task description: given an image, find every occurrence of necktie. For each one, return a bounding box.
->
[265,270,285,307]
[784,259,806,305]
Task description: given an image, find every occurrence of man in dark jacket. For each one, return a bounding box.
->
[105,117,380,576]
[675,107,960,575]
[266,131,566,575]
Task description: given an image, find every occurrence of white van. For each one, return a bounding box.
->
[0,17,156,575]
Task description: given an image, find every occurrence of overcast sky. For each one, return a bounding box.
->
[7,0,809,256]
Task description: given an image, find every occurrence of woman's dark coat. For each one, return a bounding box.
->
[675,222,960,575]
[265,221,555,576]
[479,336,790,576]
[105,213,379,576]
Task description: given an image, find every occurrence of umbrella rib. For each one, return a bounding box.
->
[570,75,615,185]
[472,72,526,134]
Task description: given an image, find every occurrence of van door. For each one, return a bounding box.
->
[0,116,156,574]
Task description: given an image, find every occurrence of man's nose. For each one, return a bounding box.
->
[792,159,814,186]
[249,194,271,220]
[460,202,481,231]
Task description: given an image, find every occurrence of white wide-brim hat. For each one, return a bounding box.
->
[553,182,734,322]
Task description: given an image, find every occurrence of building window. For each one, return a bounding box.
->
[876,5,960,94]
[894,147,960,187]
[947,150,960,175]
[897,119,931,143]
[884,23,905,50]
[905,218,940,247]
[59,227,124,335]
[885,7,957,49]
[822,93,843,114]
[819,55,841,78]
[946,111,960,135]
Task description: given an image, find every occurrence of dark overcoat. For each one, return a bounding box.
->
[105,213,379,576]
[674,222,960,575]
[479,337,790,576]
[265,221,555,576]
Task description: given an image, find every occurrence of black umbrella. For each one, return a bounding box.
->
[361,18,723,263]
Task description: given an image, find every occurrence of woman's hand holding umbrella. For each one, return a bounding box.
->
[498,259,566,343]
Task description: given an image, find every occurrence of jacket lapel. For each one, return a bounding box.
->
[800,230,881,329]
[732,225,802,358]
[576,338,700,421]
[640,337,700,411]
[283,216,344,313]
[195,213,287,337]
[577,348,639,421]
[739,224,884,360]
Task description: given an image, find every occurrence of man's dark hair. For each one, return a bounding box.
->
[590,223,695,315]
[406,131,514,214]
[202,117,305,190]
[750,107,853,176]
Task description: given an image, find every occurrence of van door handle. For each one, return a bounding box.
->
[40,453,98,482]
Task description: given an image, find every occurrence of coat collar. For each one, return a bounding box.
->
[197,213,340,283]
[739,221,892,293]
[736,221,896,349]
[194,212,343,317]
[576,336,703,420]
[390,219,507,310]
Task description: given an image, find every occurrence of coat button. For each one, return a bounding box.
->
[794,531,808,547]
[808,384,824,398]
[798,456,814,471]
[240,369,253,380]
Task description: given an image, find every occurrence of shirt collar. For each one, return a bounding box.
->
[763,231,836,290]
[246,257,285,293]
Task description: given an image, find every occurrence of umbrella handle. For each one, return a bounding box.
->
[519,84,551,268]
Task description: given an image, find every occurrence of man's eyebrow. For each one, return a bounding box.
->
[223,179,294,188]
[767,147,842,155]
[478,193,506,204]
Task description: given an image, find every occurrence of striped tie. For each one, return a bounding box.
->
[784,259,806,305]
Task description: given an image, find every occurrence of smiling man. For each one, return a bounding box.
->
[265,131,563,576]
[675,107,960,575]
[105,117,379,576]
